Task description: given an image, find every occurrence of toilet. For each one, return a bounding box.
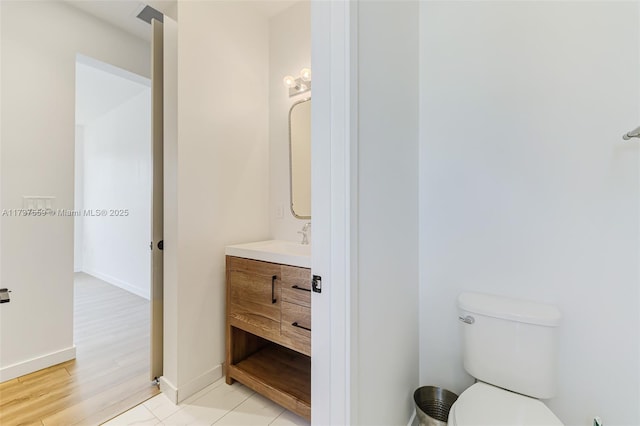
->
[448,292,564,426]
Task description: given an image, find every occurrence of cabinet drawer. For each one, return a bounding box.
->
[281,266,311,288]
[280,265,311,308]
[281,285,311,307]
[281,301,311,353]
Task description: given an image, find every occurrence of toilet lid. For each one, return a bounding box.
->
[450,383,563,426]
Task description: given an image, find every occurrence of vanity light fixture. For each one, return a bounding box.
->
[283,68,312,97]
[300,67,311,82]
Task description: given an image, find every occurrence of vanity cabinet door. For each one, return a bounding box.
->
[227,257,281,341]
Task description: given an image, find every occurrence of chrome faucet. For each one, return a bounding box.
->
[298,222,311,245]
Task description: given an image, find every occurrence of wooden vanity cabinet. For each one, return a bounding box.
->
[225,256,311,420]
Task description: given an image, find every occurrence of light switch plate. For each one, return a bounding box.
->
[23,196,55,210]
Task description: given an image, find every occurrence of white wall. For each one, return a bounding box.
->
[269,1,311,242]
[355,1,420,424]
[0,0,150,381]
[419,2,640,425]
[162,1,271,400]
[81,89,151,300]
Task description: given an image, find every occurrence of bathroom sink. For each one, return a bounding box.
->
[225,239,311,268]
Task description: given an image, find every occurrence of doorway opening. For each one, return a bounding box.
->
[73,53,157,423]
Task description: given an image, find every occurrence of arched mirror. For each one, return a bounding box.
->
[289,98,311,219]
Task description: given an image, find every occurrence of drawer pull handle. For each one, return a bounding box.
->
[291,285,311,292]
[272,275,277,304]
[292,322,311,332]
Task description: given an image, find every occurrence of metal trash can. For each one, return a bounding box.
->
[413,386,458,426]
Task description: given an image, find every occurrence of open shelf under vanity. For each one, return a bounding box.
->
[227,334,311,418]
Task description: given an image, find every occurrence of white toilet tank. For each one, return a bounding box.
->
[458,292,562,399]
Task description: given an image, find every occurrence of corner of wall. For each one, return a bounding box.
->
[159,363,222,405]
[159,376,178,404]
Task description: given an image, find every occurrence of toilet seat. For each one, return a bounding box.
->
[448,382,563,426]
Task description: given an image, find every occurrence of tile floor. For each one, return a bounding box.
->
[103,379,310,426]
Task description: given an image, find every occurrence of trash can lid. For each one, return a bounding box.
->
[450,383,563,426]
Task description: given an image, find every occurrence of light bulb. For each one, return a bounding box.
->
[283,75,296,88]
[300,68,311,82]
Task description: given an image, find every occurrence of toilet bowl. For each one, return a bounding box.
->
[448,382,562,426]
[452,292,564,426]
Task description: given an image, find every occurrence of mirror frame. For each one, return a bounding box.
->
[288,97,312,219]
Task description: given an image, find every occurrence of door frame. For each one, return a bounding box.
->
[150,18,164,382]
[311,1,358,424]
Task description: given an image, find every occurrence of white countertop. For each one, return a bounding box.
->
[225,239,311,268]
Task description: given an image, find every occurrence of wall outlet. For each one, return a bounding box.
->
[275,204,284,219]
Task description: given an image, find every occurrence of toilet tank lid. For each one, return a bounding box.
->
[458,292,562,327]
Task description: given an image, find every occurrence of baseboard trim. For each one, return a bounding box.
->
[408,408,417,426]
[82,268,150,300]
[177,364,223,403]
[159,364,223,404]
[0,346,76,383]
[159,376,178,404]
